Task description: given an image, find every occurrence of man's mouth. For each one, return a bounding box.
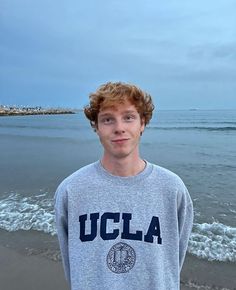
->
[111,138,129,144]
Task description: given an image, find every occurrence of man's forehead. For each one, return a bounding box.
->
[98,104,138,116]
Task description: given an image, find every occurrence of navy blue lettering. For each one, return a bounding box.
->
[121,213,142,241]
[100,212,120,240]
[79,213,99,242]
[144,216,162,244]
[79,212,162,244]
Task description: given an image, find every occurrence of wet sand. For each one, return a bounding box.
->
[0,245,69,290]
[0,244,187,290]
[181,254,236,290]
[1,243,235,290]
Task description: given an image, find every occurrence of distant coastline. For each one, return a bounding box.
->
[0,105,76,116]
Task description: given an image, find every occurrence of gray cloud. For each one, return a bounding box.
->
[0,0,236,109]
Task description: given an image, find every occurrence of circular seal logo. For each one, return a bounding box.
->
[107,242,136,274]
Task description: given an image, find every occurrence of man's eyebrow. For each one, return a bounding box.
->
[122,110,137,114]
[99,110,137,116]
[98,110,137,118]
[98,113,113,118]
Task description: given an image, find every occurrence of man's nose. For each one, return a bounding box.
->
[114,119,125,134]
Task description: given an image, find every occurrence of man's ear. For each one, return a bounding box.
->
[94,124,98,133]
[141,118,145,131]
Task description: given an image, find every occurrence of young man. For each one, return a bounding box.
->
[54,82,193,290]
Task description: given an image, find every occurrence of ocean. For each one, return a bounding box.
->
[0,110,236,282]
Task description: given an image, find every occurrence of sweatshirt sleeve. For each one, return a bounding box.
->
[177,184,194,270]
[54,182,70,283]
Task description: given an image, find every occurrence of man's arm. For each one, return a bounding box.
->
[178,185,194,270]
[54,184,70,283]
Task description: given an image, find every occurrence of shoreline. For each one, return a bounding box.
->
[181,254,236,290]
[1,244,235,290]
[0,244,189,290]
[0,230,236,290]
[0,229,235,290]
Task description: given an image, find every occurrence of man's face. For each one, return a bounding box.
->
[96,101,145,161]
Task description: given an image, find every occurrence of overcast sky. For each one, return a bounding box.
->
[0,0,236,109]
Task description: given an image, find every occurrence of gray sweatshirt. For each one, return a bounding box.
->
[54,161,193,290]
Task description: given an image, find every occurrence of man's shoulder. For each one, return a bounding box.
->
[67,162,98,180]
[150,162,186,189]
[55,161,99,193]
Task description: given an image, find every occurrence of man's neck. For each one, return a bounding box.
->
[101,155,146,177]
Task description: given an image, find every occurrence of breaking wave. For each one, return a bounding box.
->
[0,193,236,262]
[188,222,236,263]
[0,192,56,235]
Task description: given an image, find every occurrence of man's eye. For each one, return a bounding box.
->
[102,118,113,124]
[124,115,135,121]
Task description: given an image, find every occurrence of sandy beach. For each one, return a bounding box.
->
[181,255,236,290]
[1,243,235,290]
[0,245,69,290]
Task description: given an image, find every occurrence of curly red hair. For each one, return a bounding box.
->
[84,82,155,129]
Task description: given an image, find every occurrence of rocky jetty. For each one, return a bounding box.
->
[0,105,75,116]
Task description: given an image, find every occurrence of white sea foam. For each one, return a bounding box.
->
[188,222,236,262]
[0,193,236,262]
[182,280,231,290]
[0,192,56,235]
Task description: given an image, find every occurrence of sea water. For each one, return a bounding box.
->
[0,110,236,263]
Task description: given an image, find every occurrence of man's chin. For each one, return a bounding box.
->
[112,151,130,159]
